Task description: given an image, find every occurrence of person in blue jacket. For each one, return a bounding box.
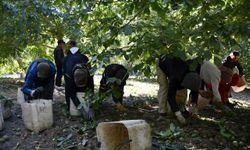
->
[22,59,56,101]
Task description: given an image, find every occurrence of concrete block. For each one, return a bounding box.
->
[96,120,151,150]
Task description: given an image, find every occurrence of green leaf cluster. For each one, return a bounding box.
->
[0,0,249,80]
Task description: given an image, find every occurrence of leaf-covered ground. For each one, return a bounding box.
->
[0,77,249,150]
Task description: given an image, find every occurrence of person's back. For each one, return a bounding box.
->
[157,55,201,124]
[22,59,56,101]
[101,64,129,86]
[64,51,89,78]
[159,56,189,84]
[100,64,129,112]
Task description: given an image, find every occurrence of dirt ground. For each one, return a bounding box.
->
[0,78,250,150]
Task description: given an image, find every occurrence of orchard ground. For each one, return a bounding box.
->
[0,76,249,150]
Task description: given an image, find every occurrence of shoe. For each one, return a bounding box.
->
[55,86,64,91]
[175,111,186,124]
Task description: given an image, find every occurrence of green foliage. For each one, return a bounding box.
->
[0,0,249,80]
[218,120,236,140]
[157,123,182,139]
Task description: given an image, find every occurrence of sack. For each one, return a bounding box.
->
[232,76,247,92]
[17,87,25,104]
[237,76,247,87]
[73,63,89,88]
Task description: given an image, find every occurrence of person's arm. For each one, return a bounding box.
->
[44,76,55,99]
[222,56,231,67]
[210,77,221,102]
[236,62,243,77]
[167,79,179,113]
[22,72,35,96]
[87,75,94,92]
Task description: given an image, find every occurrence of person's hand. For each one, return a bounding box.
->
[87,108,94,120]
[35,86,44,93]
[32,87,44,98]
[199,90,213,99]
[31,90,36,97]
[175,111,186,124]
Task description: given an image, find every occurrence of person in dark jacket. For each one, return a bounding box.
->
[220,51,244,106]
[99,64,129,112]
[63,40,94,119]
[22,59,56,101]
[54,39,65,86]
[222,51,243,77]
[157,55,201,124]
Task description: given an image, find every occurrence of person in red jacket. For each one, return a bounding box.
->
[219,51,243,105]
[219,66,240,105]
[222,51,243,77]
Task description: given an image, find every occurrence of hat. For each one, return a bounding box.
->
[57,39,65,44]
[37,62,50,78]
[74,68,88,87]
[181,72,201,91]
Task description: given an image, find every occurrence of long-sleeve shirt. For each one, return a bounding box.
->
[100,64,129,87]
[200,60,221,101]
[63,50,94,107]
[53,46,64,67]
[159,55,199,112]
[222,56,243,76]
[22,59,56,96]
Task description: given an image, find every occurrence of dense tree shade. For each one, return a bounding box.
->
[0,0,249,79]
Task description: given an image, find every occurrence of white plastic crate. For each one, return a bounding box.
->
[96,120,151,150]
[21,99,53,132]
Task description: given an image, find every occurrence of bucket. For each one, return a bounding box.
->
[17,87,25,104]
[0,100,12,119]
[21,99,53,132]
[232,76,247,93]
[70,92,86,116]
[96,120,151,150]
